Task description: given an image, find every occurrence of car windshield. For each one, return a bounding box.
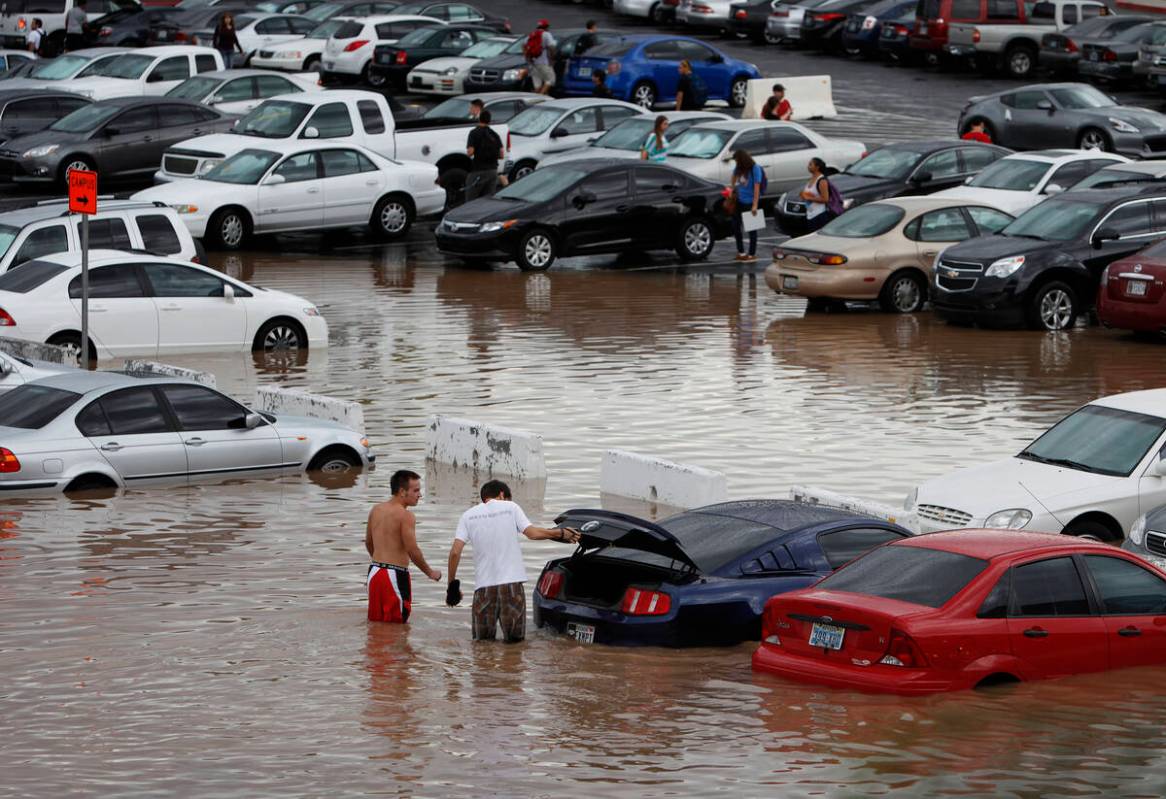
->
[1019,404,1166,477]
[423,97,479,119]
[0,224,19,261]
[89,54,155,80]
[968,158,1050,191]
[1001,198,1103,241]
[590,118,654,150]
[0,259,68,292]
[304,1,341,19]
[503,37,527,54]
[844,147,925,180]
[0,385,81,430]
[29,54,88,79]
[461,38,511,58]
[508,106,562,137]
[48,104,120,133]
[166,76,220,100]
[1049,85,1116,110]
[395,27,437,46]
[669,127,733,159]
[203,149,282,184]
[1071,166,1155,190]
[307,19,346,38]
[816,546,988,608]
[818,203,905,237]
[495,166,586,203]
[236,100,311,137]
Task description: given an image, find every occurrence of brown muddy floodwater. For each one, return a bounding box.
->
[6,236,1166,798]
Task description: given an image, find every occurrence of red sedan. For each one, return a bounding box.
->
[1098,247,1166,336]
[752,530,1166,695]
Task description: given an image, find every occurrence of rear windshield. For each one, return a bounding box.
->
[1072,166,1155,190]
[334,20,365,38]
[819,203,905,237]
[0,260,68,292]
[968,158,1049,191]
[0,384,80,429]
[660,511,787,572]
[817,546,988,607]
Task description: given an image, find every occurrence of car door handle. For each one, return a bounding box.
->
[307,187,320,194]
[100,442,122,452]
[1023,627,1049,638]
[1118,626,1142,637]
[161,305,181,311]
[365,179,378,186]
[184,437,205,446]
[143,135,154,142]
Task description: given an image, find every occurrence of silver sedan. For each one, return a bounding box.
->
[0,371,374,493]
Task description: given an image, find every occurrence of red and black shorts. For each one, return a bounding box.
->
[367,562,411,623]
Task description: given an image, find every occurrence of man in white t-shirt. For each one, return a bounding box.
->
[446,480,579,642]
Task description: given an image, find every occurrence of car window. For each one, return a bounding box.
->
[161,384,249,431]
[81,218,132,250]
[987,0,1020,19]
[977,571,1010,618]
[321,148,374,176]
[303,102,353,138]
[599,105,639,129]
[255,75,296,99]
[579,171,629,200]
[958,146,999,173]
[149,56,191,83]
[916,207,973,241]
[256,16,291,34]
[1010,557,1091,616]
[950,0,979,17]
[110,107,158,135]
[273,151,319,182]
[487,100,521,123]
[675,40,716,62]
[195,54,218,73]
[291,17,318,33]
[0,385,80,430]
[448,3,481,20]
[136,215,184,255]
[1,98,58,127]
[917,149,961,179]
[143,263,226,297]
[1101,201,1152,237]
[220,78,257,102]
[1062,4,1077,24]
[555,107,599,136]
[967,206,1013,234]
[68,264,145,299]
[75,400,112,437]
[817,528,909,570]
[770,127,813,152]
[1047,161,1089,191]
[1009,90,1049,110]
[193,106,221,122]
[98,387,173,435]
[814,545,988,608]
[158,104,202,128]
[12,225,68,266]
[734,129,768,154]
[1084,555,1166,614]
[357,99,386,134]
[633,166,682,195]
[643,40,681,60]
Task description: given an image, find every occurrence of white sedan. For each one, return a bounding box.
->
[190,13,320,61]
[134,140,443,249]
[165,69,322,116]
[251,17,352,73]
[503,97,649,181]
[0,250,328,358]
[406,35,515,95]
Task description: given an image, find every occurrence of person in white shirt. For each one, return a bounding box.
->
[446,480,579,642]
[27,18,43,54]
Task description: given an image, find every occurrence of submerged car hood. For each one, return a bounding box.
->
[555,509,700,571]
[941,232,1057,262]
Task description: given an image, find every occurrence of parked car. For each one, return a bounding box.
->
[85,6,184,47]
[1125,505,1166,570]
[932,149,1126,217]
[188,13,319,63]
[0,371,372,493]
[799,0,882,52]
[1041,14,1153,77]
[0,0,128,55]
[0,90,92,146]
[730,0,783,44]
[775,140,1009,234]
[0,350,71,392]
[616,0,679,26]
[1097,239,1166,338]
[1079,22,1165,86]
[532,501,911,647]
[840,0,916,58]
[0,97,234,189]
[676,0,737,34]
[562,34,761,109]
[752,530,1166,694]
[1137,24,1166,87]
[404,91,546,126]
[503,97,647,181]
[0,250,329,358]
[910,0,1027,67]
[388,1,509,33]
[404,35,515,95]
[251,17,352,73]
[302,0,402,22]
[536,111,731,169]
[767,197,1014,313]
[0,58,37,81]
[932,185,1166,330]
[1071,159,1166,189]
[436,160,732,271]
[0,200,200,273]
[767,0,834,45]
[0,47,132,92]
[463,27,621,96]
[0,49,34,76]
[320,14,443,86]
[62,46,226,102]
[165,69,320,116]
[136,141,444,248]
[368,23,496,90]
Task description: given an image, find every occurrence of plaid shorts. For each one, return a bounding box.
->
[472,581,526,642]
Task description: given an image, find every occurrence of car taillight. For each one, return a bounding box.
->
[972,29,980,43]
[814,11,845,21]
[735,9,747,18]
[99,26,112,36]
[395,50,408,64]
[692,3,714,12]
[1104,49,1117,62]
[1066,38,1078,53]
[506,131,511,151]
[893,23,908,35]
[807,253,847,265]
[607,60,620,75]
[620,587,671,616]
[771,9,788,17]
[0,308,15,327]
[0,448,20,473]
[880,628,928,667]
[344,39,369,52]
[536,570,563,599]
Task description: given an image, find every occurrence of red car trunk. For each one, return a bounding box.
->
[1099,256,1166,333]
[763,590,924,665]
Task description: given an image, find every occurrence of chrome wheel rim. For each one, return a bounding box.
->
[220,214,244,247]
[524,234,552,268]
[731,80,748,106]
[1039,289,1073,330]
[684,223,711,255]
[263,325,301,350]
[1081,131,1105,150]
[514,164,534,180]
[65,160,89,177]
[765,32,781,44]
[367,72,385,87]
[891,277,921,312]
[380,201,408,233]
[318,458,354,473]
[1010,51,1031,75]
[633,85,654,107]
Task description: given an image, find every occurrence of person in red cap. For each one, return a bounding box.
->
[524,18,557,95]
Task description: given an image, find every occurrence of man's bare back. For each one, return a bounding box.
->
[365,475,441,581]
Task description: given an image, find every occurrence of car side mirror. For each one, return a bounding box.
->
[244,411,263,429]
[911,170,933,184]
[586,135,599,143]
[572,191,596,208]
[301,125,319,139]
[1092,226,1119,248]
[707,54,724,64]
[263,173,287,186]
[1037,99,1054,113]
[207,94,222,104]
[223,282,235,301]
[550,127,569,138]
[103,126,119,137]
[1043,182,1064,195]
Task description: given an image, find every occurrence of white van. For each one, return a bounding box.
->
[0,0,131,56]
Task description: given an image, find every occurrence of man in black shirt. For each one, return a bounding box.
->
[465,109,503,202]
[675,60,701,111]
[576,19,598,56]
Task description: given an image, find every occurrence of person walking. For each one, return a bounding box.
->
[444,480,580,643]
[64,0,88,52]
[26,18,43,54]
[727,150,762,262]
[761,84,792,121]
[800,157,837,233]
[365,470,442,623]
[674,60,704,111]
[641,115,669,162]
[464,108,503,202]
[524,19,556,96]
[213,13,245,69]
[576,19,598,56]
[591,70,612,98]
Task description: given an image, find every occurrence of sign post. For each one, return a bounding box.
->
[68,169,98,367]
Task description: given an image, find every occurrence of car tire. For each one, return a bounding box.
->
[371,193,414,239]
[65,473,118,493]
[515,229,556,271]
[631,80,657,109]
[1027,280,1078,331]
[729,76,749,108]
[362,62,385,87]
[304,55,321,72]
[58,155,95,191]
[650,2,668,23]
[1063,519,1118,542]
[676,217,715,261]
[1078,126,1112,152]
[47,331,96,367]
[1004,44,1036,79]
[879,269,927,313]
[208,207,251,250]
[508,159,537,182]
[307,446,362,473]
[253,318,308,352]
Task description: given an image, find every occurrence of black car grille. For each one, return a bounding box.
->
[164,155,199,175]
[1144,135,1166,152]
[470,67,500,81]
[1147,530,1166,557]
[935,258,983,292]
[0,148,18,159]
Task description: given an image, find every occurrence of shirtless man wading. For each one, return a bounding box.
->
[365,469,442,623]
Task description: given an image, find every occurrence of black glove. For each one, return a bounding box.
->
[446,579,462,607]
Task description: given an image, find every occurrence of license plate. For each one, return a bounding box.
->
[1089,52,1099,61]
[782,275,798,290]
[808,622,845,650]
[577,66,591,77]
[566,622,595,644]
[1128,279,1148,296]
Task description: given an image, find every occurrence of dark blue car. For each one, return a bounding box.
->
[841,0,917,58]
[532,500,912,647]
[561,34,761,109]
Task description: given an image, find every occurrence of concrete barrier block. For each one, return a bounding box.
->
[742,75,837,120]
[255,386,365,433]
[789,485,920,533]
[123,360,217,388]
[425,415,546,479]
[600,450,727,510]
[0,336,70,365]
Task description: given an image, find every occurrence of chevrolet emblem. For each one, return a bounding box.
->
[945,269,959,279]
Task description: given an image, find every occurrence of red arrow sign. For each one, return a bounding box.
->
[69,169,98,215]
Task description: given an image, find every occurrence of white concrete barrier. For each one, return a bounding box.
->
[425,415,546,479]
[123,360,217,388]
[255,386,365,433]
[600,450,727,510]
[790,485,920,533]
[742,76,837,121]
[0,337,70,365]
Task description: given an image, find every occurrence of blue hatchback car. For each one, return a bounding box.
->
[840,0,917,57]
[561,34,761,109]
[532,500,912,647]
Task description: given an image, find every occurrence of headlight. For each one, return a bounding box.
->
[985,254,1025,279]
[1110,117,1139,134]
[303,306,320,317]
[1129,514,1147,546]
[480,219,517,233]
[904,487,918,511]
[443,66,458,75]
[74,89,94,98]
[172,204,199,214]
[985,509,1032,529]
[198,160,222,175]
[22,143,59,158]
[502,67,527,82]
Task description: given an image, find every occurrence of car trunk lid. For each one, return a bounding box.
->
[556,508,700,572]
[1106,259,1166,304]
[766,590,927,664]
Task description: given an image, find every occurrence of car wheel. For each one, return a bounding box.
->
[631,81,656,109]
[58,156,94,191]
[676,217,714,261]
[1027,280,1078,331]
[729,77,749,108]
[47,331,96,367]
[1063,519,1118,542]
[1078,127,1112,152]
[509,160,537,182]
[764,30,782,45]
[371,193,414,239]
[1004,44,1036,79]
[253,318,307,351]
[307,446,361,473]
[361,62,384,87]
[879,270,927,313]
[208,208,250,250]
[516,229,556,271]
[304,55,321,72]
[649,2,668,22]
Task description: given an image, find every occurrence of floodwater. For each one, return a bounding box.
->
[6,236,1166,797]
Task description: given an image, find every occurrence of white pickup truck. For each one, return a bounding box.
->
[154,89,507,201]
[945,0,1110,79]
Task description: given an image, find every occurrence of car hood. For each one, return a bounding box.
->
[443,196,532,223]
[412,56,476,72]
[170,132,256,159]
[472,53,524,71]
[555,508,700,572]
[266,413,355,434]
[2,129,88,152]
[63,76,141,96]
[1080,106,1166,132]
[931,186,1038,216]
[941,232,1056,262]
[133,178,253,204]
[828,173,906,201]
[539,146,639,166]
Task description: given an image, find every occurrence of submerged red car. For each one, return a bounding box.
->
[1098,246,1166,336]
[752,530,1166,695]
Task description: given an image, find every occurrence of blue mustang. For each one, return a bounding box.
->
[561,34,761,109]
[533,500,912,647]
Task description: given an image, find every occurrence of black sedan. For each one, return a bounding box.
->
[775,139,1011,234]
[932,184,1166,331]
[0,97,234,189]
[390,1,510,33]
[86,6,183,47]
[1040,15,1153,77]
[800,0,882,51]
[0,90,91,147]
[533,501,911,647]
[730,0,781,45]
[840,0,916,58]
[463,28,621,96]
[369,24,498,90]
[435,160,731,271]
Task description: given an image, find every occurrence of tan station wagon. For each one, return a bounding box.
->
[765,196,1014,313]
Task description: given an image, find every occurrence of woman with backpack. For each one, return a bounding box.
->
[800,157,842,232]
[726,150,763,262]
[641,116,669,162]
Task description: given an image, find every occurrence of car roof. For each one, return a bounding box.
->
[39,249,202,269]
[667,500,878,532]
[95,96,211,109]
[537,97,642,111]
[213,137,379,156]
[188,69,295,80]
[894,528,1114,559]
[1089,388,1166,416]
[876,195,1013,213]
[614,33,719,44]
[267,88,378,105]
[451,90,539,102]
[134,45,221,55]
[1096,159,1166,176]
[0,200,173,227]
[361,14,443,23]
[679,119,788,132]
[1057,184,1164,204]
[880,138,1007,153]
[30,370,179,395]
[0,89,90,103]
[65,47,136,58]
[1001,149,1112,164]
